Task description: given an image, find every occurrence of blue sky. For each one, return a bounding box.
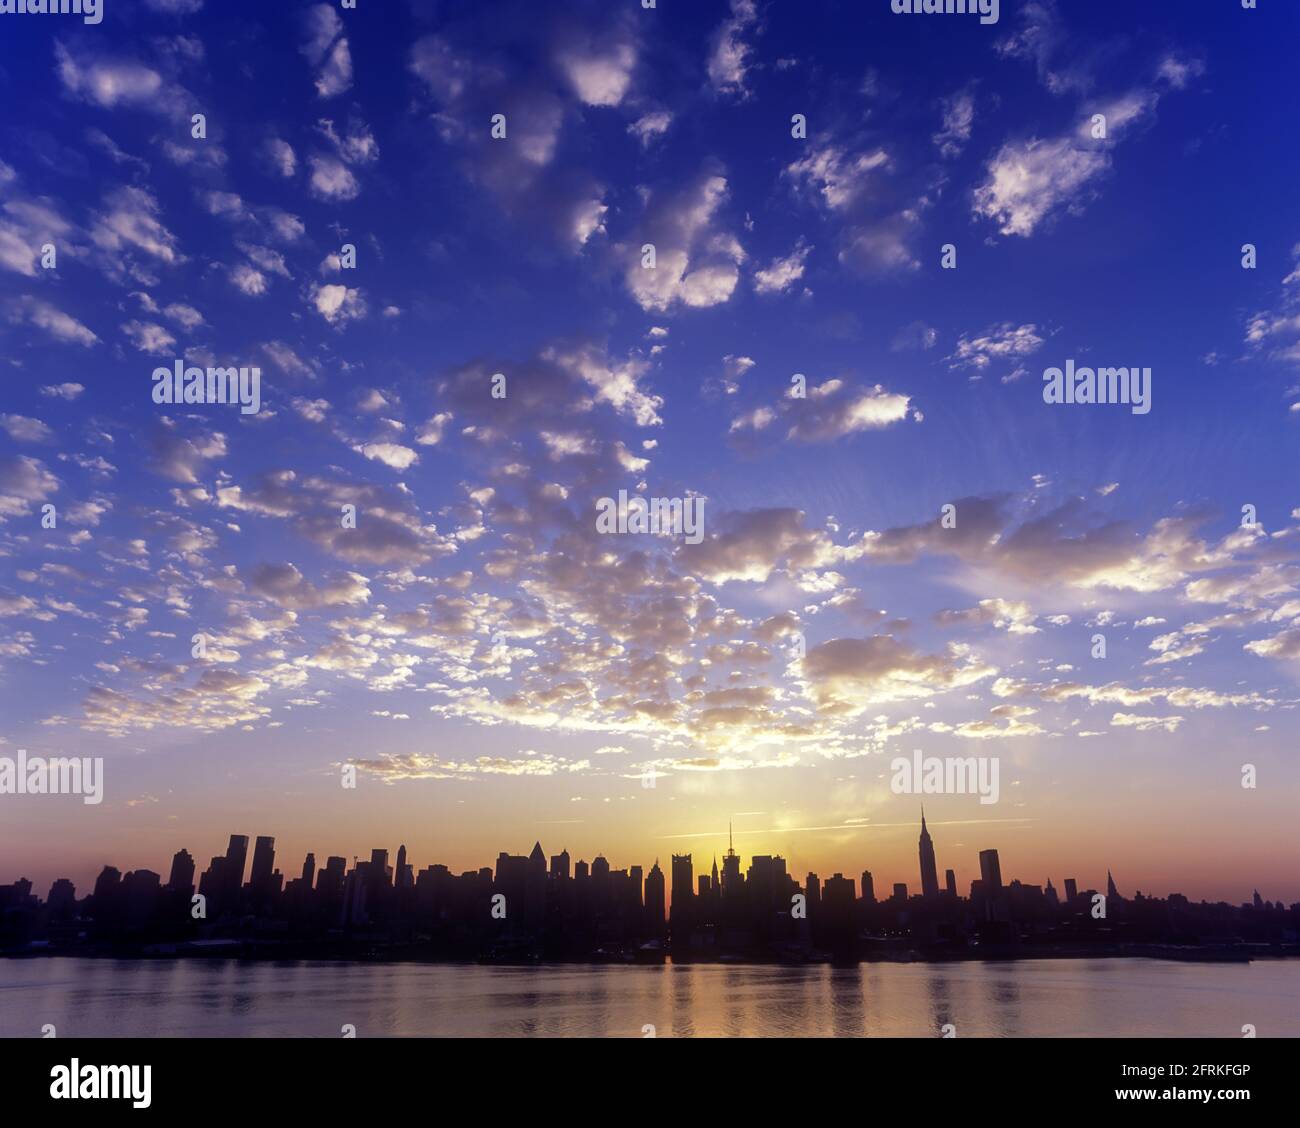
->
[1,0,1298,900]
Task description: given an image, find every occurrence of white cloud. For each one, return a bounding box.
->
[934,89,975,158]
[708,0,760,97]
[560,42,636,107]
[301,4,353,99]
[6,296,98,346]
[785,145,890,212]
[629,111,672,146]
[308,155,360,201]
[120,320,177,355]
[0,415,53,443]
[228,263,267,296]
[754,240,811,295]
[311,284,367,324]
[40,383,85,400]
[55,44,164,110]
[265,137,297,177]
[948,323,1046,376]
[623,172,745,313]
[356,442,419,471]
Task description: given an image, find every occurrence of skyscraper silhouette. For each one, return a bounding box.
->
[671,854,693,923]
[550,849,570,880]
[721,823,741,895]
[918,809,940,898]
[224,835,249,903]
[250,836,275,894]
[979,849,1003,892]
[645,860,665,935]
[167,849,195,893]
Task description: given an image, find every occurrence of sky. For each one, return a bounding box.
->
[1,0,1298,905]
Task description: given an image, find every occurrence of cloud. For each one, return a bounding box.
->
[948,323,1045,377]
[679,508,841,584]
[311,283,367,324]
[0,455,60,519]
[708,0,761,97]
[90,186,180,268]
[731,378,916,445]
[308,156,360,201]
[783,141,928,275]
[802,635,996,715]
[40,383,85,400]
[264,137,297,177]
[973,135,1110,238]
[1244,628,1300,660]
[408,11,620,253]
[559,39,637,107]
[974,54,1201,237]
[247,563,370,610]
[936,598,1040,635]
[892,321,938,352]
[1245,245,1300,369]
[0,415,54,443]
[710,354,755,397]
[215,469,452,566]
[994,0,1094,96]
[754,240,811,295]
[629,111,672,147]
[0,197,74,277]
[622,171,745,312]
[55,43,165,110]
[74,669,274,736]
[785,144,890,212]
[1111,711,1184,733]
[545,342,662,426]
[229,263,267,296]
[934,89,976,158]
[301,4,353,99]
[352,750,591,781]
[356,442,420,471]
[120,319,177,355]
[861,495,1276,600]
[6,296,98,346]
[149,423,227,484]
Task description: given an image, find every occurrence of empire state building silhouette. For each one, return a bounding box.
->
[919,808,940,899]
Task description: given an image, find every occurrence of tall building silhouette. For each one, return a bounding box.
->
[918,809,940,898]
[945,868,957,897]
[721,823,741,895]
[670,854,693,921]
[167,849,195,892]
[250,836,275,894]
[550,849,570,880]
[979,849,1003,893]
[224,835,249,902]
[645,860,665,934]
[861,869,875,904]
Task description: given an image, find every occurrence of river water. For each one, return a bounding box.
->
[2,957,1296,1038]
